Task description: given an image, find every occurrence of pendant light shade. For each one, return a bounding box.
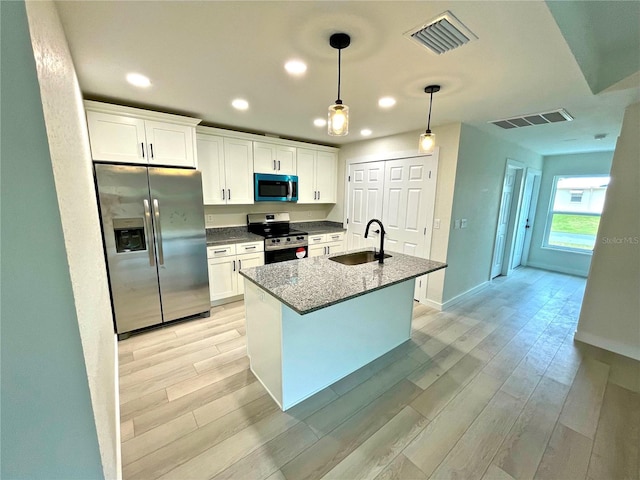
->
[419,85,441,154]
[328,33,351,136]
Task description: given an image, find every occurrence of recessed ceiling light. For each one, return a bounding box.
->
[126,73,151,88]
[314,118,327,127]
[378,97,396,108]
[232,99,249,110]
[285,60,307,76]
[360,129,372,136]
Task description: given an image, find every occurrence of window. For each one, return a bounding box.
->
[544,175,609,252]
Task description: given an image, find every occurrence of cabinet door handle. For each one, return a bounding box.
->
[143,199,155,267]
[327,246,330,254]
[273,160,276,170]
[317,190,320,200]
[222,189,226,200]
[150,143,154,159]
[244,246,256,250]
[314,191,317,200]
[331,235,340,240]
[214,249,227,254]
[239,259,242,269]
[278,160,281,171]
[141,143,145,159]
[228,189,231,200]
[233,260,236,272]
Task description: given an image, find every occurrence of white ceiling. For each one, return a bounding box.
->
[55,1,640,156]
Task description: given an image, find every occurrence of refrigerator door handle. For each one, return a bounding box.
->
[153,198,165,265]
[143,199,155,267]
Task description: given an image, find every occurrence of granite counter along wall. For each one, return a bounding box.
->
[206,221,345,246]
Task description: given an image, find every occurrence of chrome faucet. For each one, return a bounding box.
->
[364,218,386,264]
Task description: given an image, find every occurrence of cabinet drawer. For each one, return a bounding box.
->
[308,234,327,244]
[236,241,264,254]
[326,232,345,242]
[207,244,236,258]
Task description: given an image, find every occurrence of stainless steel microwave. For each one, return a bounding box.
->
[254,173,298,202]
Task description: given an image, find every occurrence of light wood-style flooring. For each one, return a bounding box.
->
[118,268,640,480]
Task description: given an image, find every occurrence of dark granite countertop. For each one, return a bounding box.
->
[293,221,346,235]
[239,249,447,315]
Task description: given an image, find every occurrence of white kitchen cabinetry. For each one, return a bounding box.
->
[308,232,345,257]
[197,133,254,205]
[207,242,264,302]
[253,142,296,175]
[84,101,199,167]
[297,148,337,203]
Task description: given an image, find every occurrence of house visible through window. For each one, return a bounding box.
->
[544,176,610,252]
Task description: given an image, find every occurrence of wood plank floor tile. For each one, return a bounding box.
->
[482,464,516,480]
[534,423,592,480]
[282,379,421,480]
[587,382,640,480]
[403,372,503,478]
[122,411,197,466]
[492,377,570,480]
[119,389,168,423]
[321,406,428,480]
[191,345,247,374]
[120,419,134,443]
[192,379,267,427]
[266,470,288,480]
[124,394,279,479]
[431,390,525,479]
[119,364,197,405]
[213,422,318,480]
[132,328,240,360]
[374,453,427,480]
[558,357,610,440]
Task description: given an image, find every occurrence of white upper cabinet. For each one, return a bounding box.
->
[84,101,200,168]
[197,132,254,205]
[297,148,337,203]
[253,142,296,175]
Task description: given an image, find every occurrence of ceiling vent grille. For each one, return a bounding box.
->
[404,11,478,55]
[491,109,574,129]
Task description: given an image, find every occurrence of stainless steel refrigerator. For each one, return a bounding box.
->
[95,164,210,337]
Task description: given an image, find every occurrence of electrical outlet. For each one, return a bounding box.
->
[433,218,441,229]
[461,218,468,229]
[308,211,313,217]
[205,214,215,224]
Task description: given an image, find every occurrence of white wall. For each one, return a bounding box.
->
[576,103,640,361]
[527,151,613,277]
[25,1,120,477]
[443,124,543,303]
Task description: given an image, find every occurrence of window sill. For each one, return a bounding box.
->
[541,245,593,256]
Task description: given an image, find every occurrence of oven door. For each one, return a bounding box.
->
[254,173,298,202]
[265,245,308,264]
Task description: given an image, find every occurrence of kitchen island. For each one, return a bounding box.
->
[239,249,447,410]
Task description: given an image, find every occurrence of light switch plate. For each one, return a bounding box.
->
[461,219,468,229]
[434,218,441,229]
[205,214,215,224]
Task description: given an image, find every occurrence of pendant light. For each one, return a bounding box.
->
[328,33,351,136]
[419,85,441,154]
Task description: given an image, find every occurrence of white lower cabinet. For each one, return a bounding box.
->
[308,232,345,257]
[207,242,264,302]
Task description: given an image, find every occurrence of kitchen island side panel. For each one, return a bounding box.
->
[280,279,414,409]
[244,280,283,407]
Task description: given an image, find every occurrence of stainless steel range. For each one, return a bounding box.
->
[247,213,308,264]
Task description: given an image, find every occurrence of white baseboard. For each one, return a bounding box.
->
[441,281,491,311]
[420,298,443,311]
[526,261,588,278]
[574,330,640,361]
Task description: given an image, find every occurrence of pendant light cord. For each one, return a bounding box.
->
[336,48,342,102]
[427,89,433,131]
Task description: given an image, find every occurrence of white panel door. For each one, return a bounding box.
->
[492,166,517,278]
[511,170,537,269]
[236,252,264,295]
[224,138,254,205]
[382,158,429,257]
[347,162,385,250]
[145,120,195,168]
[86,111,147,163]
[197,134,225,205]
[296,148,316,203]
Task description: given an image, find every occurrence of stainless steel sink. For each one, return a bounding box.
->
[328,251,392,266]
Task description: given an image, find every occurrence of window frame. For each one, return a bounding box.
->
[542,174,609,255]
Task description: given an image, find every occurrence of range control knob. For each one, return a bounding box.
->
[286,237,291,241]
[296,236,304,240]
[276,238,281,243]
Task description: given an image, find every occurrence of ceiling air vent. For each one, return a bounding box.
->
[404,11,478,55]
[491,109,574,129]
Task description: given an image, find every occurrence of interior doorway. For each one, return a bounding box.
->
[511,169,541,269]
